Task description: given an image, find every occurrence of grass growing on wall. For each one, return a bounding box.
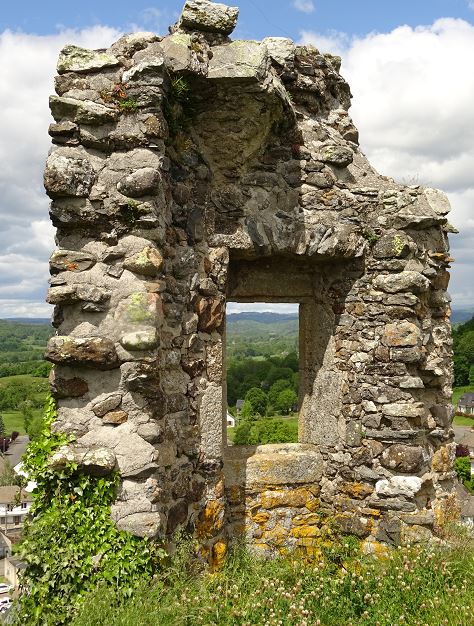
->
[69,531,474,626]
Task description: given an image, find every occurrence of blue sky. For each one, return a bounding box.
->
[1,0,474,39]
[1,1,474,317]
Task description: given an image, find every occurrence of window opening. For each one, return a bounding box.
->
[225,302,299,446]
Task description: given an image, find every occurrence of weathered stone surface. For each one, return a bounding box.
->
[49,249,96,273]
[208,40,268,81]
[44,151,94,198]
[57,45,119,73]
[319,144,353,166]
[423,188,451,216]
[49,445,117,476]
[120,329,158,351]
[102,410,128,425]
[373,232,411,259]
[380,445,424,473]
[374,271,430,294]
[160,33,193,73]
[46,337,119,369]
[50,372,89,398]
[431,443,456,473]
[195,296,225,332]
[117,168,161,198]
[382,321,421,347]
[115,512,165,538]
[91,393,122,417]
[50,96,118,125]
[43,5,454,553]
[123,247,164,276]
[263,37,295,66]
[179,0,239,35]
[375,476,422,498]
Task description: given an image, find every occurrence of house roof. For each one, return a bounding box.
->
[459,392,474,405]
[236,399,244,409]
[0,486,33,504]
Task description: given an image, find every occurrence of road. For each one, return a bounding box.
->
[2,435,29,468]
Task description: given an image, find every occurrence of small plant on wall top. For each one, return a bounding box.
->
[163,75,196,140]
[14,395,165,626]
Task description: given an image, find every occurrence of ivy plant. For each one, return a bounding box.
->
[14,395,165,626]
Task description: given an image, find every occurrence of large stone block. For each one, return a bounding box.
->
[57,44,119,73]
[45,336,119,369]
[44,151,95,198]
[179,0,239,35]
[208,40,268,81]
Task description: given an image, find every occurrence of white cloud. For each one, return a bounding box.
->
[299,29,350,56]
[301,18,474,308]
[227,303,299,315]
[293,1,315,15]
[0,26,121,318]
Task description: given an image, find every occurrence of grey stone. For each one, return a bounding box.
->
[374,271,430,294]
[208,40,268,81]
[120,329,158,351]
[319,144,353,166]
[49,249,96,273]
[263,37,295,66]
[375,476,422,497]
[179,0,239,35]
[57,45,119,74]
[117,167,161,197]
[44,151,95,198]
[380,444,424,473]
[160,33,193,73]
[50,96,118,125]
[49,445,117,476]
[45,336,119,369]
[91,393,122,417]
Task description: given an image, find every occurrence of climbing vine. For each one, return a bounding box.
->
[14,395,165,626]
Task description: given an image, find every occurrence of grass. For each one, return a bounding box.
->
[453,414,474,427]
[68,529,474,626]
[0,374,45,387]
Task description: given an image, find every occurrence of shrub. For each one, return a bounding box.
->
[456,443,470,457]
[13,396,166,626]
[233,418,298,445]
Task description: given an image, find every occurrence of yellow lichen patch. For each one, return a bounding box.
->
[261,524,289,546]
[226,485,245,505]
[305,497,320,512]
[342,482,374,500]
[291,525,320,539]
[433,494,460,530]
[431,443,455,473]
[252,510,271,525]
[196,500,225,539]
[210,540,227,570]
[260,488,311,509]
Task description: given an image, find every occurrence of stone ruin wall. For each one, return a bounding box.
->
[43,0,458,560]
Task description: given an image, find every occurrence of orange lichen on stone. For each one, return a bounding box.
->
[211,539,227,570]
[196,499,225,539]
[342,482,374,500]
[291,525,320,538]
[260,488,311,509]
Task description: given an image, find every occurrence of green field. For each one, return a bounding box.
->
[453,414,474,427]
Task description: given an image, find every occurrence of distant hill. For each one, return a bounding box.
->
[227,312,298,324]
[226,312,298,358]
[451,309,474,325]
[2,318,50,325]
[0,319,53,378]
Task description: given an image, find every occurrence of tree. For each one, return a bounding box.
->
[0,414,5,438]
[243,387,268,418]
[268,379,292,407]
[454,355,470,387]
[469,365,474,386]
[275,389,298,415]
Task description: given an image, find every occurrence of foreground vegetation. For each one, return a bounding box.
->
[67,531,474,626]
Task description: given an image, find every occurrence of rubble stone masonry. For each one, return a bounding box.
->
[43,0,458,559]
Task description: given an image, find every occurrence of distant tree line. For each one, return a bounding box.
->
[453,315,474,386]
